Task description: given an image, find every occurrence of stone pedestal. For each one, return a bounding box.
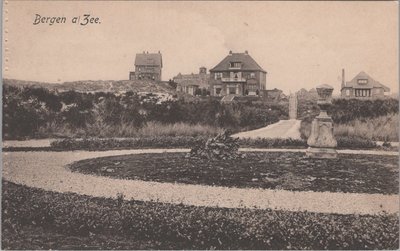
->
[306,147,337,159]
[306,84,337,159]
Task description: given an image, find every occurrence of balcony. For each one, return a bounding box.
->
[221,77,246,82]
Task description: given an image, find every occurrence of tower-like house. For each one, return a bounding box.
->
[129,51,163,81]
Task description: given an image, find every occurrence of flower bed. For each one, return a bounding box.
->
[3,181,398,250]
[69,152,398,194]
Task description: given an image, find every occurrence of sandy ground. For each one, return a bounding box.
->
[2,139,55,148]
[3,149,398,215]
[232,120,302,139]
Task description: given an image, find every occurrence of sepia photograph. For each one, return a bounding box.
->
[2,1,399,250]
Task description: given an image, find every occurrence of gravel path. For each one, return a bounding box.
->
[3,149,398,215]
[2,139,55,148]
[232,120,301,139]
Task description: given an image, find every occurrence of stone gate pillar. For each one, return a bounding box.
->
[289,93,298,120]
[306,84,337,158]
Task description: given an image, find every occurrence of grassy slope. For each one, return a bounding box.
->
[300,113,399,142]
[334,113,399,142]
[3,78,176,94]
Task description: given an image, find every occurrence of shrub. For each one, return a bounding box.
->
[336,136,377,149]
[50,136,208,151]
[49,135,378,151]
[3,85,288,139]
[239,137,307,148]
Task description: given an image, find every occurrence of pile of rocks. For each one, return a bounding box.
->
[188,130,245,160]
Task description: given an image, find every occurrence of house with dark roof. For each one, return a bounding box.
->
[209,51,267,96]
[341,70,390,99]
[173,67,210,95]
[264,88,287,102]
[129,51,163,81]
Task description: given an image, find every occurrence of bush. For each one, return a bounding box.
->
[3,85,288,139]
[336,136,377,149]
[239,137,307,148]
[3,181,399,250]
[330,98,399,124]
[50,137,208,151]
[49,135,378,151]
[298,98,399,124]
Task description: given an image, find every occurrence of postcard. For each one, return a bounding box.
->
[2,1,399,250]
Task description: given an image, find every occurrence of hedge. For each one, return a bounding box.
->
[48,136,378,151]
[3,181,398,250]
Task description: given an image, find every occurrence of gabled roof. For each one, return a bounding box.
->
[343,71,390,92]
[178,79,209,88]
[135,53,162,67]
[210,52,266,73]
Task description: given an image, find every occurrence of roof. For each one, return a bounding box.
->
[343,71,390,92]
[177,79,209,88]
[135,53,162,67]
[210,52,266,73]
[173,70,209,88]
[316,84,334,89]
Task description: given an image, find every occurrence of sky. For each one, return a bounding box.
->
[4,1,399,94]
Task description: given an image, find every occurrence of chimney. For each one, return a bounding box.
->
[245,50,248,54]
[199,67,207,74]
[229,50,232,55]
[158,50,160,54]
[341,68,345,87]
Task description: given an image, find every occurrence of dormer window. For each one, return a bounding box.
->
[215,72,222,80]
[358,79,368,84]
[229,62,241,69]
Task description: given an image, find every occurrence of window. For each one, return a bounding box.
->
[250,72,255,78]
[230,72,241,79]
[355,89,371,97]
[215,73,222,80]
[229,62,241,68]
[247,84,257,91]
[357,79,368,84]
[346,89,350,96]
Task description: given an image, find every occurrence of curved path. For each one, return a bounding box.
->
[233,120,301,139]
[3,149,399,215]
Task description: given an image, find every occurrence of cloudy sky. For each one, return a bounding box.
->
[4,1,398,94]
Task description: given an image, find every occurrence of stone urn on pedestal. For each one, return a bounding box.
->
[306,84,337,158]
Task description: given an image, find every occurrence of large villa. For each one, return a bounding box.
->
[209,51,267,96]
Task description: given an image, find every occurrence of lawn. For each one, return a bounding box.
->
[2,181,399,250]
[69,152,398,194]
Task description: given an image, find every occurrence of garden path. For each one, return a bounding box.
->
[3,149,398,216]
[3,139,55,148]
[232,119,302,139]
